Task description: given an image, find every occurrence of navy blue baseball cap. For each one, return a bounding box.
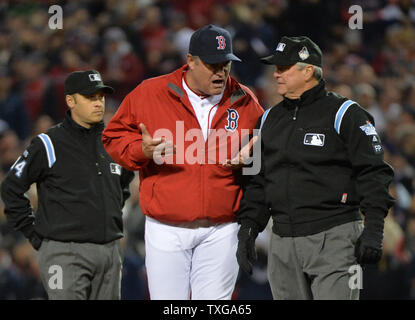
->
[261,36,322,67]
[64,70,114,95]
[189,24,241,64]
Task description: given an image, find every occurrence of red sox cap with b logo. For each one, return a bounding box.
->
[189,24,242,64]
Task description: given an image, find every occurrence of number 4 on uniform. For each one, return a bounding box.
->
[10,157,27,178]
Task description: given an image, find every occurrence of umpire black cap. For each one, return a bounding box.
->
[64,70,114,95]
[189,24,241,64]
[261,36,322,67]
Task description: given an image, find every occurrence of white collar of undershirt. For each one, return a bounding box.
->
[182,76,224,106]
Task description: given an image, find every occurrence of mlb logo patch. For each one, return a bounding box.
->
[276,42,286,52]
[304,133,325,147]
[110,163,122,175]
[89,74,102,82]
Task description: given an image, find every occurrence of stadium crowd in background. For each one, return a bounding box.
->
[0,0,415,299]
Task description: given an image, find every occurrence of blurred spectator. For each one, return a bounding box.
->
[0,246,22,299]
[23,115,55,148]
[0,27,12,70]
[45,48,86,122]
[0,129,22,174]
[9,240,46,299]
[13,53,49,123]
[121,175,148,300]
[402,82,415,119]
[100,27,144,104]
[355,83,387,135]
[143,38,183,79]
[169,10,194,63]
[396,124,415,168]
[139,6,168,54]
[332,84,355,101]
[0,72,29,140]
[232,2,276,87]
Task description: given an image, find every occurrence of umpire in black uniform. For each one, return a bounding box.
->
[1,70,134,299]
[236,37,395,299]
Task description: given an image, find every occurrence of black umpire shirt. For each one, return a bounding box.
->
[237,79,395,237]
[1,110,134,249]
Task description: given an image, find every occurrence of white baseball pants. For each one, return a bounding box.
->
[145,216,239,300]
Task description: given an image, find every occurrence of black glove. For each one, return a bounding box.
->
[21,224,43,251]
[355,214,384,265]
[236,224,259,275]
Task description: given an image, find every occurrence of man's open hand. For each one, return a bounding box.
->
[140,123,175,160]
[222,135,258,169]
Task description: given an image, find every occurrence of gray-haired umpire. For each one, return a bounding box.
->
[236,36,395,300]
[1,70,134,300]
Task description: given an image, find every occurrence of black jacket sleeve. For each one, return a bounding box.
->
[120,169,135,208]
[236,116,271,233]
[339,103,395,219]
[1,137,48,248]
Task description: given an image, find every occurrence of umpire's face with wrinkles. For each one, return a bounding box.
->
[186,54,231,96]
[273,64,314,99]
[65,90,105,128]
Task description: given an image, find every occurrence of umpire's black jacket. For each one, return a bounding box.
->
[1,110,134,249]
[237,80,395,237]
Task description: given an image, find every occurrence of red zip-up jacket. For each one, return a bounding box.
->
[102,65,264,223]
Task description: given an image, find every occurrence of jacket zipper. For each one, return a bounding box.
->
[94,135,106,242]
[199,92,244,219]
[287,104,299,234]
[293,106,299,121]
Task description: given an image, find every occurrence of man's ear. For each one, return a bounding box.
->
[304,65,315,82]
[187,54,196,70]
[66,94,75,109]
